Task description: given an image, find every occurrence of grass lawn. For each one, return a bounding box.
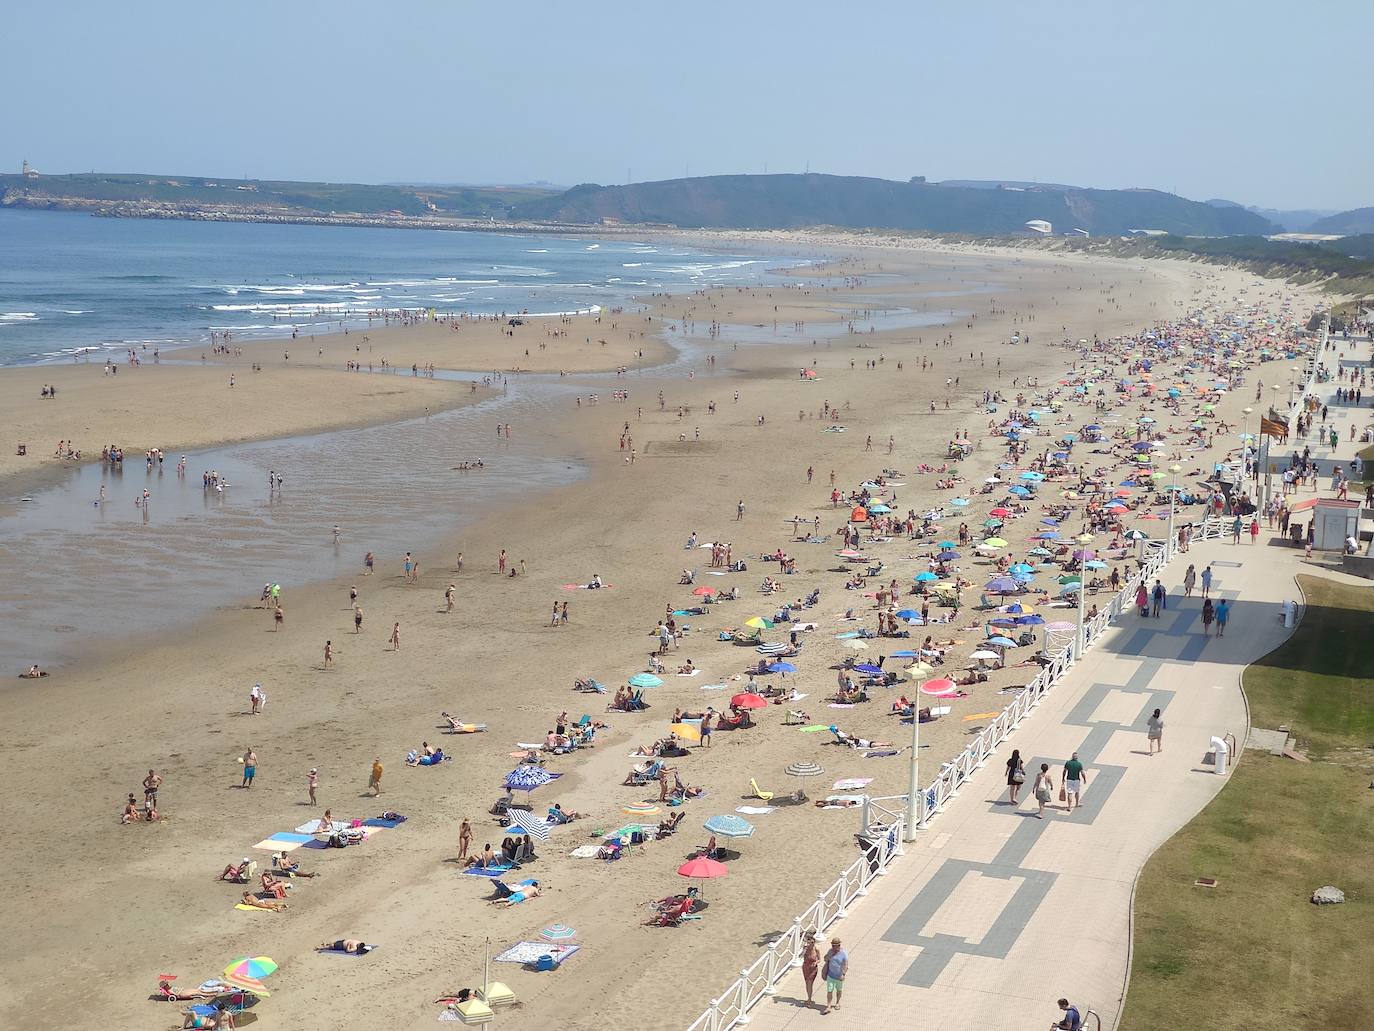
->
[1121,576,1374,1031]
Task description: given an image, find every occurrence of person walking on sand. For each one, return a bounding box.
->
[1146,708,1164,754]
[354,605,363,633]
[323,640,333,669]
[458,818,472,860]
[498,549,507,574]
[699,708,714,748]
[241,748,257,789]
[801,930,821,1009]
[1200,564,1213,599]
[1006,748,1026,805]
[307,767,319,805]
[446,584,455,613]
[274,603,284,630]
[736,498,745,521]
[364,551,374,575]
[1061,752,1087,811]
[456,552,464,574]
[390,622,401,651]
[1183,564,1196,598]
[143,769,162,807]
[1201,598,1215,636]
[550,601,560,626]
[1215,597,1230,637]
[1033,762,1053,818]
[560,601,569,625]
[822,937,848,1014]
[369,756,384,796]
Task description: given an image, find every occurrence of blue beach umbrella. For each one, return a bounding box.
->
[937,550,961,562]
[985,636,1016,647]
[768,662,797,674]
[914,571,939,583]
[628,673,663,688]
[504,766,556,793]
[895,609,920,619]
[984,578,1020,594]
[704,814,755,839]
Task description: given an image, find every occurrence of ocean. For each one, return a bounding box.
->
[0,208,790,365]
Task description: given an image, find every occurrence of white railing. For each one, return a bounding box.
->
[684,519,1221,1030]
[684,815,904,1031]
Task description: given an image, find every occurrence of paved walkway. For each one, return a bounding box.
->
[747,537,1302,1031]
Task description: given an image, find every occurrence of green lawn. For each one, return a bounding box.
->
[1121,576,1374,1031]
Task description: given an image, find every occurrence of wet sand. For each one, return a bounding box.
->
[0,238,1316,1031]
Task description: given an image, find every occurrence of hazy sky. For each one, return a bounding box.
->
[4,0,1369,211]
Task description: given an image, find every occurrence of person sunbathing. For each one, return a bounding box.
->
[656,811,686,837]
[832,729,893,749]
[274,852,317,877]
[466,843,499,869]
[22,664,47,678]
[318,939,375,954]
[219,858,251,882]
[490,882,543,906]
[676,659,696,675]
[547,803,583,823]
[815,797,862,808]
[160,979,224,1001]
[260,872,290,898]
[239,891,287,912]
[441,712,486,732]
[951,669,989,686]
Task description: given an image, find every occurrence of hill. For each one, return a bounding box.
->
[1309,207,1374,235]
[0,171,556,219]
[511,174,1278,236]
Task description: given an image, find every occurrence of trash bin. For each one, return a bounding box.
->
[1281,600,1295,628]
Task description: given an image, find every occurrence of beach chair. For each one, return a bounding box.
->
[749,778,775,802]
[695,835,720,860]
[624,759,663,786]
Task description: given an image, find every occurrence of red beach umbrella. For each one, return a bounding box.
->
[918,678,958,697]
[730,693,768,709]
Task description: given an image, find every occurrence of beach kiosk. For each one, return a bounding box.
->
[1311,499,1360,551]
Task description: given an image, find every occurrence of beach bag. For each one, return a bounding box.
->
[1011,764,1025,785]
[1035,781,1051,802]
[1058,786,1067,803]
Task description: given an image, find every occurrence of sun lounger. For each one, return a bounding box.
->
[749,778,774,802]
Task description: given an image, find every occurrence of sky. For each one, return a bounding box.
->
[3,0,1370,212]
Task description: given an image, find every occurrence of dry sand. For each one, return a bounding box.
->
[0,238,1316,1031]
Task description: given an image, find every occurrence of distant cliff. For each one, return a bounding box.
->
[512,174,1278,236]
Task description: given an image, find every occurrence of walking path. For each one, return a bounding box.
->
[746,536,1303,1031]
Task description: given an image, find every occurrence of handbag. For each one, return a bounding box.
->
[1011,764,1025,785]
[1058,786,1067,803]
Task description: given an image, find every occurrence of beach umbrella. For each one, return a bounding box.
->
[670,722,702,742]
[843,639,869,650]
[1072,549,1095,561]
[704,814,755,838]
[938,540,957,550]
[623,802,661,816]
[1057,582,1082,597]
[985,636,1016,647]
[1057,573,1082,584]
[970,650,1000,662]
[868,503,891,514]
[677,855,728,897]
[222,973,270,998]
[628,673,663,688]
[919,678,958,697]
[950,498,970,507]
[854,663,883,675]
[786,761,824,777]
[989,507,1013,517]
[225,958,277,982]
[1015,614,1046,625]
[767,661,797,674]
[835,549,864,559]
[1021,471,1045,481]
[850,506,868,522]
[1003,602,1035,615]
[1124,529,1149,540]
[1084,560,1107,570]
[1008,485,1031,497]
[914,571,939,582]
[504,765,556,793]
[744,616,774,630]
[894,609,920,620]
[983,537,1008,548]
[509,808,553,840]
[1036,530,1060,539]
[730,692,767,709]
[984,577,1020,594]
[901,663,935,679]
[1009,563,1034,575]
[540,924,578,943]
[891,649,918,658]
[937,550,960,562]
[1076,534,1095,544]
[982,518,1004,531]
[691,586,718,597]
[1027,547,1051,557]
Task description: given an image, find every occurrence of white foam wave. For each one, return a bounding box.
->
[1,312,39,320]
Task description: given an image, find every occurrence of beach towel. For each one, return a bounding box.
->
[827,703,855,710]
[699,683,728,691]
[318,945,379,956]
[234,904,270,912]
[494,941,581,965]
[604,823,656,840]
[516,742,544,751]
[799,725,830,733]
[962,711,1001,721]
[865,749,900,758]
[561,583,614,590]
[269,831,316,843]
[568,845,603,859]
[676,669,702,677]
[833,777,873,789]
[736,806,775,815]
[362,817,406,829]
[463,863,514,878]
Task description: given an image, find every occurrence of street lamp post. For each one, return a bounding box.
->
[1167,463,1182,558]
[905,703,922,841]
[1242,406,1254,487]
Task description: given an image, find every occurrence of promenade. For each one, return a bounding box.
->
[747,535,1301,1031]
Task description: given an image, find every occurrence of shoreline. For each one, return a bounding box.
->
[0,236,1321,1031]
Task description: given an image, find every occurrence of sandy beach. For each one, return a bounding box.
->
[0,236,1321,1031]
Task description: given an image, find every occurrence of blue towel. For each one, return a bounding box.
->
[463,863,514,878]
[268,832,315,843]
[362,818,404,828]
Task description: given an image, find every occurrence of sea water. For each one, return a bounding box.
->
[0,208,793,366]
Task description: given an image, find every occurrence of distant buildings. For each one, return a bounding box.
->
[22,159,39,178]
[1023,219,1053,235]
